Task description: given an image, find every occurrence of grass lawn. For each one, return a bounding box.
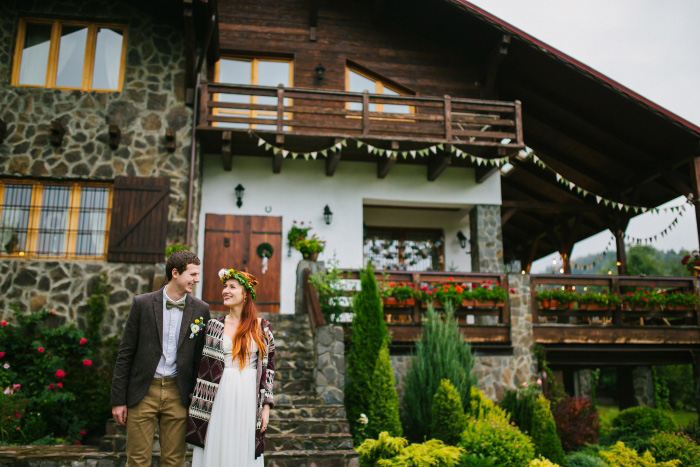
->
[598,405,699,436]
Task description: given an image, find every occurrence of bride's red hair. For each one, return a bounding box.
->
[229,272,266,370]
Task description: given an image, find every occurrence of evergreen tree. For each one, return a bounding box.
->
[401,304,476,442]
[531,395,566,465]
[345,263,388,443]
[431,379,467,445]
[367,341,402,438]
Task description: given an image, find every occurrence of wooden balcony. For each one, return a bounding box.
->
[196,82,524,175]
[531,274,700,346]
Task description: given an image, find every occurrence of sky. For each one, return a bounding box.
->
[467,0,700,272]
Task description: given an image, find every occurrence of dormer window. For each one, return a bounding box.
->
[346,66,412,115]
[12,18,127,91]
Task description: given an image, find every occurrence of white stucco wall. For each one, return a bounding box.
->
[197,154,501,313]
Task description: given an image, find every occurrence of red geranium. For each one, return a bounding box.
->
[79,337,87,345]
[0,352,5,358]
[83,359,93,367]
[37,347,45,353]
[57,382,63,388]
[55,369,66,379]
[47,383,55,389]
[1,320,7,327]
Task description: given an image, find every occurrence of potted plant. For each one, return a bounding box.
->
[419,285,441,308]
[473,283,507,307]
[578,290,621,311]
[294,234,326,260]
[681,250,700,277]
[622,288,664,310]
[434,282,466,307]
[665,292,699,311]
[381,282,418,307]
[461,288,475,308]
[549,289,576,309]
[536,289,554,309]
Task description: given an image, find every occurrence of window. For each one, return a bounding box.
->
[346,67,412,116]
[0,180,113,260]
[364,227,444,271]
[12,18,127,91]
[214,57,293,130]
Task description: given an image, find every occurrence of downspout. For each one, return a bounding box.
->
[186,13,216,247]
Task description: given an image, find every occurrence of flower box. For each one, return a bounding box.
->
[421,299,443,309]
[461,299,475,308]
[383,297,399,307]
[585,303,612,312]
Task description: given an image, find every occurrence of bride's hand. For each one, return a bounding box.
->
[261,405,270,432]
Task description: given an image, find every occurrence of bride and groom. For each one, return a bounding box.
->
[110,250,275,466]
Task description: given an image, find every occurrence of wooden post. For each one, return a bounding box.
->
[691,155,700,247]
[444,95,452,142]
[613,218,630,275]
[362,91,370,136]
[277,84,285,133]
[199,80,209,127]
[612,277,622,326]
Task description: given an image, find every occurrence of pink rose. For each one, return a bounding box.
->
[57,382,63,389]
[83,359,92,367]
[79,337,87,345]
[38,347,45,353]
[55,369,66,379]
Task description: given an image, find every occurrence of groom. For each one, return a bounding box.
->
[110,250,211,466]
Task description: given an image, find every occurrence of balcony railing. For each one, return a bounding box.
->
[198,82,524,148]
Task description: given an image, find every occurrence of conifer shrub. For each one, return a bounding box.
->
[599,441,680,467]
[501,387,536,435]
[645,431,700,467]
[531,395,566,466]
[458,417,536,467]
[346,263,388,444]
[431,379,468,445]
[603,406,676,449]
[402,304,476,441]
[529,457,562,467]
[367,341,402,439]
[551,396,599,451]
[566,451,608,467]
[357,432,463,467]
[467,386,510,423]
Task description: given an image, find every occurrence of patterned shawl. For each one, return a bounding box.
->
[185,317,275,459]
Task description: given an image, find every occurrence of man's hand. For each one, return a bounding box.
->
[112,405,128,425]
[261,405,270,432]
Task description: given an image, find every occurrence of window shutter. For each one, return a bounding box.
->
[107,176,170,263]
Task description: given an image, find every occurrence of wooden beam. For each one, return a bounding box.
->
[221,131,232,171]
[502,200,611,213]
[372,0,387,21]
[612,218,630,275]
[272,134,284,173]
[501,208,516,226]
[475,164,499,183]
[326,138,342,176]
[483,35,510,99]
[662,170,694,199]
[428,153,451,181]
[378,156,397,179]
[525,235,543,273]
[183,0,195,104]
[309,0,318,41]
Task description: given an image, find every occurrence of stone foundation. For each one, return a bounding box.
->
[313,324,345,404]
[469,205,504,273]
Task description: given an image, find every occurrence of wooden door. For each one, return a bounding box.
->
[203,214,282,313]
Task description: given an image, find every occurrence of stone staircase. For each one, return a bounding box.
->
[265,313,357,467]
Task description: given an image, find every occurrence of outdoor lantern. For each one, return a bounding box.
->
[456,230,467,249]
[315,62,326,80]
[323,205,333,225]
[235,184,245,208]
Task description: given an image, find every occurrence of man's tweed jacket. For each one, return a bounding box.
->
[110,287,211,408]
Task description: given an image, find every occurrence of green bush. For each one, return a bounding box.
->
[566,451,608,467]
[431,379,467,445]
[346,263,389,444]
[367,341,402,439]
[604,406,676,449]
[402,304,476,442]
[646,431,700,467]
[532,395,566,466]
[467,386,509,423]
[458,453,499,467]
[529,457,562,467]
[308,255,350,323]
[458,417,536,467]
[357,432,463,467]
[599,441,680,467]
[501,387,536,435]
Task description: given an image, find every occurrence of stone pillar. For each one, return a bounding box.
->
[469,205,504,272]
[575,369,593,399]
[295,259,325,315]
[632,366,656,407]
[314,324,345,404]
[472,272,537,401]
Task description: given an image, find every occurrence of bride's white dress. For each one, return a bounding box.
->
[192,335,263,466]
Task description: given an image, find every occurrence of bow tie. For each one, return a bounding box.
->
[166,299,185,310]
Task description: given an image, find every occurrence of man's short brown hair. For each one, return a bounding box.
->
[165,250,201,281]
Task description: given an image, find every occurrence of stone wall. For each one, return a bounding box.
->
[313,324,345,405]
[469,205,504,273]
[0,0,199,326]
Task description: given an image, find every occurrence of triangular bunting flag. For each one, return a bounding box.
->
[291,152,298,159]
[437,143,444,151]
[303,153,310,161]
[321,150,327,157]
[258,138,265,147]
[596,196,602,204]
[310,152,317,159]
[556,174,562,182]
[410,150,417,158]
[341,140,348,147]
[430,146,438,154]
[357,140,364,148]
[282,149,289,158]
[264,143,271,150]
[386,150,393,157]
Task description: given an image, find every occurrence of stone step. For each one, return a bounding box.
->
[271,404,346,420]
[265,449,358,467]
[274,378,315,393]
[276,367,314,381]
[266,433,354,452]
[267,418,350,435]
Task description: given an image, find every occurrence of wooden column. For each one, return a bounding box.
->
[691,155,700,247]
[612,218,630,275]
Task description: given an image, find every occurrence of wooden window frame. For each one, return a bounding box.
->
[0,179,113,261]
[213,56,294,129]
[345,66,415,121]
[11,17,128,92]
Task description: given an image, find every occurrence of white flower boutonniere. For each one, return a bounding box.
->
[189,316,206,339]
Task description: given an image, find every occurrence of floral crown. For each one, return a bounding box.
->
[218,268,257,302]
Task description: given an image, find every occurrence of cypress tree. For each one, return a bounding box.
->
[532,395,566,466]
[345,263,388,443]
[367,341,403,438]
[430,379,467,445]
[401,304,476,442]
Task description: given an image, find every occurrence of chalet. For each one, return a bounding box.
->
[1,1,699,457]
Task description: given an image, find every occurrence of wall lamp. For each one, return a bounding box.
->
[235,184,245,208]
[323,205,333,225]
[456,230,467,249]
[315,62,326,80]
